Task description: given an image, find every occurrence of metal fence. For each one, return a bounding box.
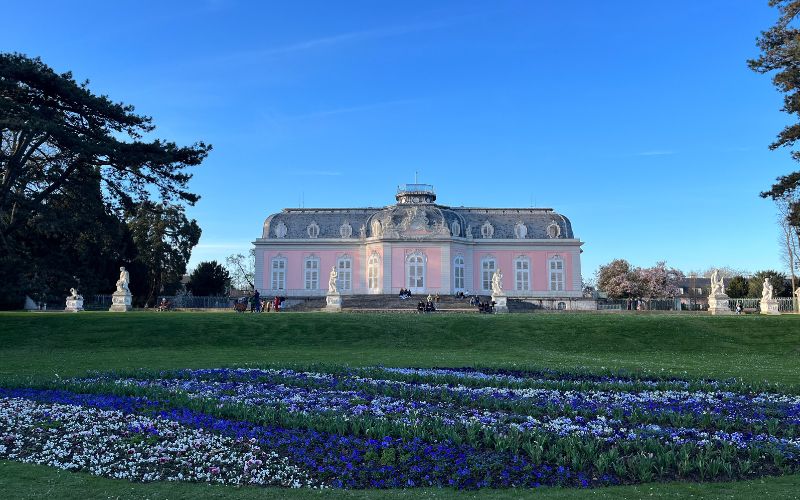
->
[725,297,797,313]
[597,298,682,311]
[84,295,235,310]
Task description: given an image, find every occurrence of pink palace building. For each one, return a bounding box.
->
[254,184,583,298]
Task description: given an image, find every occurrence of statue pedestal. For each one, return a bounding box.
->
[492,294,508,314]
[708,294,732,315]
[760,298,780,315]
[109,290,132,312]
[65,297,84,312]
[324,292,342,312]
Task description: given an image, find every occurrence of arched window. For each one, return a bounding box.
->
[481,257,496,292]
[515,257,530,291]
[406,252,426,292]
[304,256,320,290]
[549,256,564,291]
[270,256,287,290]
[337,255,352,291]
[453,256,465,291]
[368,253,381,291]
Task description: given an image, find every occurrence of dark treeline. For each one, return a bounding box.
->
[0,53,210,308]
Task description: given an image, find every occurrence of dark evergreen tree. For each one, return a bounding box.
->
[726,276,749,298]
[127,202,201,306]
[750,1,800,230]
[187,261,229,297]
[0,53,210,307]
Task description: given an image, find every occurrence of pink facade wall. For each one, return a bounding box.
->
[260,248,361,291]
[471,250,575,291]
[257,245,578,293]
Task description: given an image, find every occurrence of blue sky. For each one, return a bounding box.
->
[1,1,794,278]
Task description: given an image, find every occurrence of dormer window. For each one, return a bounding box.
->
[547,221,561,239]
[481,221,494,239]
[307,221,320,238]
[514,221,527,239]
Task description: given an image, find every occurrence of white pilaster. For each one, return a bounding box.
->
[441,245,451,294]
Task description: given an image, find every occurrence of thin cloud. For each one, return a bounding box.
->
[288,99,420,120]
[214,18,461,64]
[636,150,676,157]
[286,170,343,177]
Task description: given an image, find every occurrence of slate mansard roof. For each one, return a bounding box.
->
[258,185,576,241]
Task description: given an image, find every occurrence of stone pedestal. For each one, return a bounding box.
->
[708,294,733,315]
[760,298,780,315]
[109,290,132,312]
[65,297,84,312]
[324,292,342,312]
[492,294,508,314]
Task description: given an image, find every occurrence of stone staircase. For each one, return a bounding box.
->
[284,294,481,313]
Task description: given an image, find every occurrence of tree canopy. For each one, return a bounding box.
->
[0,53,210,247]
[0,53,210,307]
[750,1,800,230]
[187,261,230,297]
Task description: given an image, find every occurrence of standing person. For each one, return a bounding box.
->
[266,300,272,312]
[252,290,261,313]
[274,295,280,312]
[735,301,742,315]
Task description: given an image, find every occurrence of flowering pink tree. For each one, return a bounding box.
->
[597,259,684,298]
[637,261,685,298]
[595,259,641,298]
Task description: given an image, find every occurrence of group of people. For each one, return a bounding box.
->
[238,290,285,313]
[417,299,436,313]
[398,288,413,299]
[474,298,496,313]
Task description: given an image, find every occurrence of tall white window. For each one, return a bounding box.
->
[481,258,496,291]
[368,253,380,291]
[304,257,319,290]
[549,257,564,291]
[271,257,286,290]
[515,257,530,291]
[337,256,352,291]
[454,256,465,291]
[406,252,425,291]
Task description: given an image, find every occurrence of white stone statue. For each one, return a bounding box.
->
[115,266,130,293]
[65,287,84,312]
[761,278,774,301]
[328,266,338,294]
[491,269,504,295]
[710,269,725,296]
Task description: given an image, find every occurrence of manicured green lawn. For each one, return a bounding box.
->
[1,311,799,499]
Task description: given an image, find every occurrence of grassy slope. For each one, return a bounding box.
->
[1,311,799,499]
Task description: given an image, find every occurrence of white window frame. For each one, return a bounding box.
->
[270,256,287,291]
[367,253,381,291]
[481,257,496,292]
[515,256,530,291]
[337,255,352,291]
[304,256,320,290]
[453,256,465,291]
[406,252,426,292]
[549,257,564,292]
[307,222,320,239]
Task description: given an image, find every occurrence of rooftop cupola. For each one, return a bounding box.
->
[396,183,436,204]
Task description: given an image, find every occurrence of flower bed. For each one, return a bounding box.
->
[1,366,799,489]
